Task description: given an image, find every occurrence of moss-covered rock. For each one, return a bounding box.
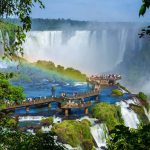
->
[81,139,93,150]
[112,89,123,96]
[41,116,54,126]
[137,92,150,111]
[91,102,124,131]
[130,104,149,124]
[51,120,93,147]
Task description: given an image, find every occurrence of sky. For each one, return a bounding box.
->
[31,0,150,22]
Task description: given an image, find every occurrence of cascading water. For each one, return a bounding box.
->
[116,29,128,65]
[90,124,108,148]
[19,115,62,123]
[116,99,140,129]
[76,116,98,126]
[0,30,4,56]
[143,107,150,122]
[21,29,138,74]
[5,32,10,47]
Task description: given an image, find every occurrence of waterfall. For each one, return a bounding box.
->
[102,30,107,59]
[0,30,4,56]
[21,29,142,74]
[5,32,10,47]
[116,99,140,129]
[118,86,128,93]
[116,29,128,65]
[76,116,98,126]
[90,124,108,148]
[143,107,150,122]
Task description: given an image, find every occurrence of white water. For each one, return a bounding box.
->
[21,29,134,75]
[19,115,62,123]
[118,86,128,93]
[116,29,128,65]
[143,107,150,122]
[116,99,140,129]
[0,30,4,56]
[90,124,108,148]
[76,116,98,126]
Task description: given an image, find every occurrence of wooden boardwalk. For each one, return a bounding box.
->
[2,80,101,116]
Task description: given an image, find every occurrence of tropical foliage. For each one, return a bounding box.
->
[91,102,124,131]
[51,120,93,149]
[112,89,123,96]
[107,124,150,150]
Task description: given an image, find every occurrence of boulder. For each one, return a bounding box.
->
[19,127,27,132]
[27,124,33,129]
[32,125,41,129]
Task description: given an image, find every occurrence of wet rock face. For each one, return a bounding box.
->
[19,127,27,132]
[27,124,33,129]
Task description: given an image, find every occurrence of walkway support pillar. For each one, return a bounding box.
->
[96,95,99,101]
[58,103,61,108]
[65,109,68,116]
[48,103,51,107]
[85,107,88,115]
[87,83,89,88]
[26,106,29,113]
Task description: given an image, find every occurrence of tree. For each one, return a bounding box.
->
[0,0,45,60]
[107,124,150,150]
[0,1,65,149]
[139,0,150,39]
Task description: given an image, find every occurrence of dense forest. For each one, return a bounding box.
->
[2,18,150,31]
[0,59,87,85]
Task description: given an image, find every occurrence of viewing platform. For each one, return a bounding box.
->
[87,77,121,86]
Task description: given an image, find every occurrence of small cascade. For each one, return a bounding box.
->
[5,32,10,47]
[63,144,78,150]
[0,30,4,56]
[19,116,47,121]
[118,86,128,93]
[52,115,62,123]
[116,99,140,129]
[74,82,87,86]
[41,125,52,132]
[76,116,98,126]
[143,107,150,122]
[19,115,62,123]
[90,124,108,148]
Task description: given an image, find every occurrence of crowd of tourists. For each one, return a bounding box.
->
[67,98,85,107]
[90,74,121,79]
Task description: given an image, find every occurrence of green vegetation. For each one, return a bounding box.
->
[41,117,54,125]
[137,92,147,101]
[91,102,124,131]
[51,86,56,91]
[0,77,27,110]
[0,113,18,129]
[51,120,93,148]
[38,129,43,134]
[36,60,87,81]
[112,89,124,96]
[137,92,150,111]
[0,19,17,45]
[107,124,150,150]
